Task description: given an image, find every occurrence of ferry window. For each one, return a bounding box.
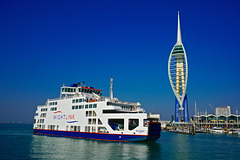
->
[93,111,97,117]
[89,104,92,108]
[70,126,74,131]
[85,126,90,132]
[62,88,64,92]
[143,119,148,127]
[98,127,108,133]
[73,89,76,92]
[98,119,102,125]
[92,126,96,132]
[72,106,74,110]
[85,104,88,109]
[72,99,75,103]
[86,111,88,117]
[93,119,96,124]
[50,107,57,111]
[89,111,92,117]
[40,113,46,118]
[74,126,77,131]
[66,126,68,131]
[79,99,83,102]
[55,102,57,105]
[78,126,80,132]
[67,88,70,92]
[34,119,36,124]
[128,119,139,130]
[76,99,79,103]
[108,119,124,131]
[93,104,97,108]
[75,105,79,109]
[88,119,92,124]
[71,89,73,92]
[41,108,48,112]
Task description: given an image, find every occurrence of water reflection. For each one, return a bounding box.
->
[30,135,162,159]
[174,134,193,160]
[3,125,240,160]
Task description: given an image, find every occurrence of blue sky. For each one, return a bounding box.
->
[0,0,240,123]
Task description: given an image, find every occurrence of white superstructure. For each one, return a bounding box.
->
[33,78,161,142]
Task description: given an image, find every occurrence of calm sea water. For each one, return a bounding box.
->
[0,124,239,160]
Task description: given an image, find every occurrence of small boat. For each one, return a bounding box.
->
[228,129,238,134]
[209,127,225,134]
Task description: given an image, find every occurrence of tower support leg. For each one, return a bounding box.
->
[183,95,189,122]
[175,98,180,122]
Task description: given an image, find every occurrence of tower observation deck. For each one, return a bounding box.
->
[168,12,189,122]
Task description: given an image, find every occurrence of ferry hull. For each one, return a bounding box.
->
[33,129,160,142]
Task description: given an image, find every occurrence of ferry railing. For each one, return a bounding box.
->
[48,98,60,101]
[38,105,46,108]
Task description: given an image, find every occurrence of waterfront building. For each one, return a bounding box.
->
[194,106,240,128]
[168,12,189,122]
[216,106,231,116]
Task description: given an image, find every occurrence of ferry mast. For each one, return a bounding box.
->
[168,12,189,122]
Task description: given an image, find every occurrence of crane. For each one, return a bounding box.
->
[209,104,215,114]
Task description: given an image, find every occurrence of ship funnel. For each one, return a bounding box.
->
[110,76,113,100]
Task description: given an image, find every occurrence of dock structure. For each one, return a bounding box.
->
[194,114,240,129]
[166,121,195,135]
[194,106,240,129]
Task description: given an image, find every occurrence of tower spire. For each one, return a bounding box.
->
[177,11,182,45]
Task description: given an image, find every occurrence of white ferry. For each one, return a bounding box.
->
[33,77,161,142]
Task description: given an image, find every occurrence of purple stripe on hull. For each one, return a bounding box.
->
[33,129,148,142]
